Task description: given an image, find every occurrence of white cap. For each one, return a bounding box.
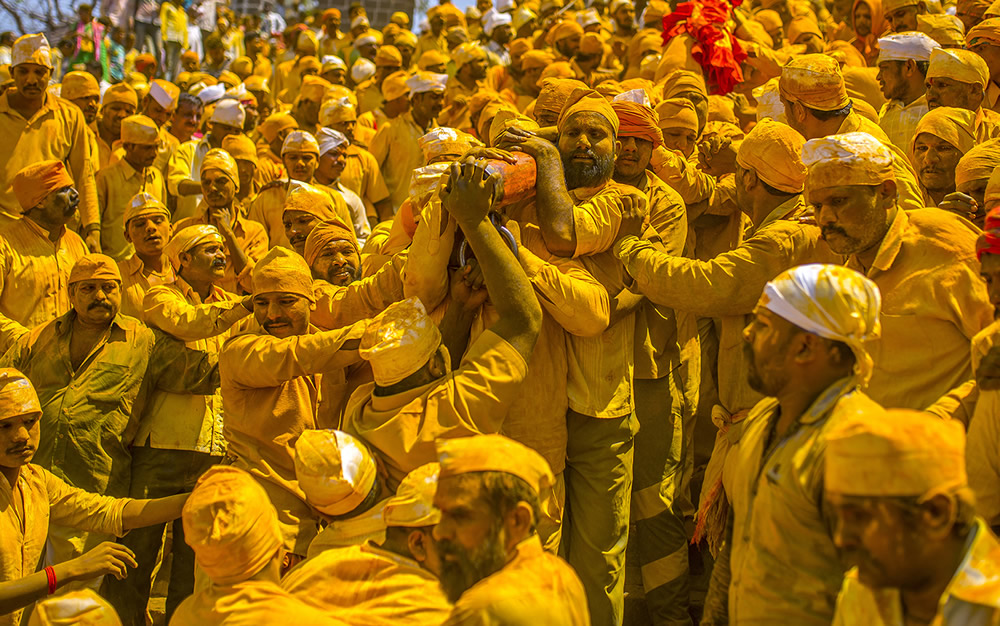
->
[210,99,246,128]
[198,83,226,105]
[322,55,347,71]
[350,58,376,83]
[148,79,180,109]
[354,34,377,48]
[496,0,516,11]
[483,9,513,35]
[406,72,449,95]
[11,34,52,69]
[578,8,601,27]
[613,88,652,107]
[801,131,894,169]
[351,15,369,29]
[876,31,940,64]
[317,127,350,156]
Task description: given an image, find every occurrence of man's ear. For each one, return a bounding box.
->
[407,528,429,562]
[502,500,535,552]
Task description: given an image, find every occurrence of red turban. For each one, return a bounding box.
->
[611,101,663,148]
[977,206,1000,260]
[11,160,74,211]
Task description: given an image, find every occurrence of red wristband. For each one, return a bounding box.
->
[44,566,56,595]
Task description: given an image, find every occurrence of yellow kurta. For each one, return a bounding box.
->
[0,218,87,354]
[170,580,349,625]
[166,136,211,221]
[725,378,884,626]
[343,329,528,489]
[96,157,167,260]
[116,253,175,320]
[0,91,99,228]
[878,95,929,152]
[139,276,250,455]
[341,144,390,217]
[0,465,128,626]
[846,208,992,411]
[833,518,1000,626]
[444,535,591,626]
[245,180,355,249]
[173,204,269,294]
[219,322,367,555]
[369,112,427,211]
[280,540,452,625]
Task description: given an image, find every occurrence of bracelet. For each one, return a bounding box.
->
[45,566,56,595]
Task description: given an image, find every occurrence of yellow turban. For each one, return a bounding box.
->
[252,247,315,301]
[558,88,620,135]
[360,297,442,386]
[452,42,488,67]
[281,130,320,156]
[538,61,578,87]
[437,434,556,500]
[761,263,882,387]
[298,75,330,103]
[406,71,449,95]
[102,83,138,109]
[200,148,240,192]
[61,71,99,100]
[917,14,967,47]
[660,69,708,100]
[123,191,169,227]
[967,16,1000,46]
[779,54,850,112]
[927,47,990,88]
[230,56,253,77]
[802,131,896,191]
[165,225,223,269]
[303,218,359,267]
[549,19,584,44]
[69,254,122,285]
[381,70,410,101]
[419,127,478,163]
[28,590,121,626]
[911,106,977,158]
[786,16,823,45]
[325,84,358,106]
[654,98,698,133]
[396,29,419,48]
[320,97,357,125]
[217,70,240,89]
[297,29,319,54]
[825,409,967,497]
[956,138,1000,187]
[12,34,52,69]
[183,466,282,585]
[244,75,270,94]
[535,78,590,120]
[258,112,298,143]
[0,368,41,420]
[374,45,403,70]
[417,50,451,70]
[283,181,342,223]
[382,463,442,527]
[12,160,74,211]
[222,134,259,166]
[736,119,807,194]
[520,50,554,71]
[120,114,160,145]
[294,429,378,517]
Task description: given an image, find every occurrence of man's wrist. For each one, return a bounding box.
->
[82,224,100,235]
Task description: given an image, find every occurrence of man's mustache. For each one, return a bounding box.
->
[88,302,113,311]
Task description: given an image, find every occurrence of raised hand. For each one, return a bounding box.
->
[440,156,500,227]
[65,542,138,582]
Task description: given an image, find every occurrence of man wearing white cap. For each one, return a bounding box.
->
[483,10,513,65]
[167,99,246,220]
[0,34,100,251]
[281,462,451,624]
[321,54,348,85]
[701,263,884,626]
[314,128,370,245]
[370,71,448,210]
[876,32,938,150]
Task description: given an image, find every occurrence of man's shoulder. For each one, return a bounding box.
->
[904,208,980,256]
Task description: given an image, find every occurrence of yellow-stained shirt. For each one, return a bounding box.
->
[173,203,269,294]
[341,144,391,217]
[245,180,355,249]
[0,218,87,354]
[343,329,528,489]
[725,378,884,626]
[0,464,128,626]
[415,32,448,58]
[833,518,1000,626]
[369,112,427,211]
[219,322,367,555]
[117,253,175,319]
[962,321,1000,526]
[139,276,250,454]
[838,111,924,212]
[170,580,348,626]
[281,540,452,625]
[96,157,167,260]
[846,208,992,411]
[444,535,591,626]
[0,91,99,228]
[878,95,929,152]
[649,146,717,206]
[0,311,220,497]
[305,503,386,559]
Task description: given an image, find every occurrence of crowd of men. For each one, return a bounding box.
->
[1,0,1000,623]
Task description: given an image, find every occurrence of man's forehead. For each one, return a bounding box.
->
[562,110,614,133]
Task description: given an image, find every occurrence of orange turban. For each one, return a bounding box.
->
[534,78,589,120]
[252,247,315,301]
[803,132,896,192]
[0,368,41,420]
[11,160,74,211]
[183,466,282,585]
[360,298,442,386]
[736,119,807,194]
[304,218,359,267]
[557,88,620,135]
[911,106,977,159]
[69,254,122,285]
[779,54,850,112]
[660,69,708,99]
[612,101,663,147]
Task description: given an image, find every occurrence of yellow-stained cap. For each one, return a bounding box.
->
[148,79,180,110]
[69,254,122,285]
[927,47,990,88]
[281,130,320,156]
[252,246,315,301]
[0,368,41,421]
[120,114,160,145]
[200,148,240,192]
[382,463,441,527]
[802,131,896,192]
[437,434,556,499]
[779,53,849,112]
[222,134,259,166]
[736,119,807,194]
[375,44,403,68]
[258,111,297,143]
[123,191,169,227]
[12,33,52,69]
[165,225,223,269]
[61,70,99,100]
[359,297,442,386]
[294,429,378,517]
[102,82,138,109]
[27,590,121,626]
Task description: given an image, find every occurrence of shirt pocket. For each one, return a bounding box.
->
[84,362,139,414]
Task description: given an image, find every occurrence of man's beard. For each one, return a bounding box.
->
[435,520,508,603]
[563,150,615,190]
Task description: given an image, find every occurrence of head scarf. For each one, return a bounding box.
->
[611,101,663,147]
[825,409,966,497]
[359,297,443,386]
[27,590,120,626]
[780,54,850,112]
[736,119,807,194]
[0,368,41,420]
[200,149,240,192]
[557,88,620,135]
[183,466,282,585]
[303,218,359,267]
[956,138,1000,187]
[761,263,882,386]
[911,106,977,159]
[927,47,990,88]
[294,429,378,517]
[69,254,121,285]
[802,131,896,191]
[165,225,223,269]
[12,160,74,211]
[252,246,315,301]
[123,191,169,227]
